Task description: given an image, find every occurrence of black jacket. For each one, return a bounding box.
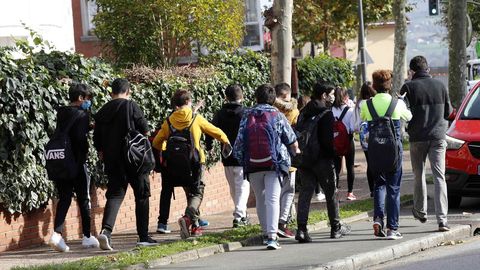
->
[300,99,335,159]
[55,106,90,165]
[400,71,452,142]
[93,99,148,176]
[205,102,244,166]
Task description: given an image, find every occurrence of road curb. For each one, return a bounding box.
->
[126,202,393,269]
[311,224,472,270]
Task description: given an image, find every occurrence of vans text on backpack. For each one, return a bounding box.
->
[45,110,83,181]
[366,98,399,174]
[333,107,350,156]
[163,114,200,187]
[124,100,155,175]
[292,111,328,169]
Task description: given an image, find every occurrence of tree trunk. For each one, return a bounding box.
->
[392,0,407,94]
[323,29,330,54]
[448,0,467,108]
[271,0,293,85]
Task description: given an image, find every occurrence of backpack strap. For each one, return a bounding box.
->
[187,114,198,131]
[167,113,197,134]
[366,99,380,120]
[59,109,83,135]
[384,98,398,118]
[338,106,350,121]
[125,100,135,131]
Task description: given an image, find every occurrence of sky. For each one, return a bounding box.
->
[260,0,273,10]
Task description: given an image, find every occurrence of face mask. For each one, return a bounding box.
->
[81,100,92,110]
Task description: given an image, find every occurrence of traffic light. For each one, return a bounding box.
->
[429,0,439,16]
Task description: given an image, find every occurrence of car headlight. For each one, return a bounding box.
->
[446,135,465,150]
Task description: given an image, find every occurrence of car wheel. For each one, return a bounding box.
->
[448,194,462,208]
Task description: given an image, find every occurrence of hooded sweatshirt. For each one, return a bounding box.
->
[205,102,244,166]
[300,99,335,159]
[153,107,229,164]
[274,98,300,126]
[93,98,148,176]
[55,106,90,165]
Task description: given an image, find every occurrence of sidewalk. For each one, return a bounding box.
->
[0,146,435,270]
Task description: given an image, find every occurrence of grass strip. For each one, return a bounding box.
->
[14,194,413,270]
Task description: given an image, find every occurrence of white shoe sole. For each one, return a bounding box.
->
[136,242,159,247]
[98,235,113,250]
[266,244,281,250]
[49,242,69,252]
[156,229,171,234]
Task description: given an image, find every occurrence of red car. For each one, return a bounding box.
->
[445,82,480,207]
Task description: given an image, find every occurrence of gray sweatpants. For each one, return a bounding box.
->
[249,171,282,239]
[279,171,296,224]
[410,140,448,224]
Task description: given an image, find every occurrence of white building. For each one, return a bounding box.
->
[0,0,75,51]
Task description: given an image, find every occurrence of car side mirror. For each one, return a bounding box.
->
[448,109,457,121]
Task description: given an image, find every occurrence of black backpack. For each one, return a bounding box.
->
[163,115,199,187]
[44,110,82,181]
[123,101,155,176]
[366,98,399,174]
[291,110,328,169]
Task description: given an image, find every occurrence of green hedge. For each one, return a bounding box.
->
[0,37,352,213]
[297,54,355,96]
[0,39,270,213]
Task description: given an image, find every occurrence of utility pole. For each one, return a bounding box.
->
[270,0,293,86]
[358,0,367,84]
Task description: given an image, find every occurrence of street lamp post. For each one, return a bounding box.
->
[358,0,367,84]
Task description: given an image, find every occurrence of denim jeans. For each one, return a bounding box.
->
[373,120,403,230]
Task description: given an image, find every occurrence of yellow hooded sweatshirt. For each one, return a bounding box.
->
[152,107,229,164]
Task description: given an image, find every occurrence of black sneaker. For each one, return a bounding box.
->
[438,222,450,232]
[295,229,312,243]
[412,209,427,223]
[373,221,387,238]
[331,223,351,239]
[137,235,158,247]
[98,229,113,251]
[233,217,249,228]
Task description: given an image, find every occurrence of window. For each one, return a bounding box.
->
[462,88,480,120]
[80,0,98,39]
[242,0,263,51]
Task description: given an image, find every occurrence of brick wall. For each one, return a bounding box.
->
[0,163,234,252]
[71,0,102,57]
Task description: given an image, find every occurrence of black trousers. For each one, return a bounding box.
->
[101,172,151,238]
[54,164,91,237]
[297,159,340,230]
[334,137,356,192]
[158,165,205,226]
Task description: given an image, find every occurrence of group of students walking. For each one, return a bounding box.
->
[46,55,452,252]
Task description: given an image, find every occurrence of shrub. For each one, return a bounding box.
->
[0,42,270,213]
[297,54,355,96]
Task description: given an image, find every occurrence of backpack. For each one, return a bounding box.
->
[244,110,278,171]
[44,110,82,181]
[333,107,351,156]
[123,101,155,176]
[163,115,200,187]
[366,98,399,174]
[291,110,328,169]
[359,121,369,151]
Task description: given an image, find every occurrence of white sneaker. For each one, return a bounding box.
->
[49,232,70,252]
[82,235,100,248]
[315,192,326,201]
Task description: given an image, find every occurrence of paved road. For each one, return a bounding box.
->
[370,236,480,270]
